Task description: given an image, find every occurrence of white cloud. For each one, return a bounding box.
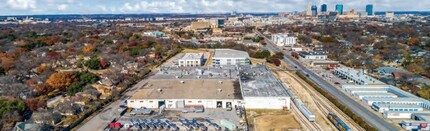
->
[58,4,68,11]
[7,0,36,10]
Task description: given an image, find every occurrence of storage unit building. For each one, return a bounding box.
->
[372,103,423,113]
[353,92,398,100]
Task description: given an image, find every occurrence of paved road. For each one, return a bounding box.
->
[256,31,398,131]
[78,71,157,131]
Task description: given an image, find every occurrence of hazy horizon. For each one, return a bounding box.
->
[1,0,429,16]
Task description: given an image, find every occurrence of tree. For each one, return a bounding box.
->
[84,57,101,70]
[418,87,430,100]
[406,63,425,74]
[99,59,108,69]
[82,45,94,54]
[24,98,46,111]
[46,72,73,89]
[77,72,99,84]
[253,50,271,59]
[67,82,85,96]
[0,67,4,76]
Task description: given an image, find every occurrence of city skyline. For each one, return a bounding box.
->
[1,0,429,16]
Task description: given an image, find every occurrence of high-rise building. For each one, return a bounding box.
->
[335,4,343,15]
[306,4,312,16]
[311,5,318,16]
[366,4,374,16]
[321,4,327,13]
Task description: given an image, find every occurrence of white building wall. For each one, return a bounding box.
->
[304,55,327,60]
[243,97,290,109]
[272,35,297,47]
[127,99,243,109]
[383,112,413,119]
[212,57,250,66]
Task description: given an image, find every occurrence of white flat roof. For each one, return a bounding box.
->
[335,67,384,85]
[354,92,397,97]
[347,88,387,92]
[373,103,422,108]
[179,53,203,60]
[213,49,249,58]
[364,97,423,102]
[342,84,390,89]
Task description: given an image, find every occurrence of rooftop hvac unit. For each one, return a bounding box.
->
[180,81,185,84]
[218,81,223,84]
[157,89,162,93]
[218,89,222,92]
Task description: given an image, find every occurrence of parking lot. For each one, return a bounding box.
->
[113,108,244,130]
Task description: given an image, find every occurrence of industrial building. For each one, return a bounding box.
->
[271,34,297,46]
[212,49,250,66]
[128,65,290,110]
[238,65,291,109]
[334,67,385,85]
[178,53,204,67]
[127,79,243,109]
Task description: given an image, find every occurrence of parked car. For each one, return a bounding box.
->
[334,82,340,85]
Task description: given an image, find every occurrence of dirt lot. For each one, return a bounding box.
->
[247,110,301,131]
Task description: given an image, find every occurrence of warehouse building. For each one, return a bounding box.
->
[127,79,243,109]
[334,67,385,85]
[238,65,291,109]
[128,65,291,110]
[372,103,423,113]
[212,49,250,66]
[178,53,204,67]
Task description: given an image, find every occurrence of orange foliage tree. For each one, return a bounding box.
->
[82,45,94,54]
[24,98,46,111]
[46,72,73,89]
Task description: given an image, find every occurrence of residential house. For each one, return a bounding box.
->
[31,109,61,125]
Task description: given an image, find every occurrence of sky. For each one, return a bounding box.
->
[0,0,429,16]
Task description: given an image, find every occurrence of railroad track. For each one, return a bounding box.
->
[291,102,323,131]
[268,64,363,131]
[286,70,365,131]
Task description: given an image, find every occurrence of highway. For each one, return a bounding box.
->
[256,31,398,131]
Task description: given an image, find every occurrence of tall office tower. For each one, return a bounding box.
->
[306,4,312,16]
[311,5,318,16]
[335,4,343,15]
[366,4,374,16]
[321,4,327,13]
